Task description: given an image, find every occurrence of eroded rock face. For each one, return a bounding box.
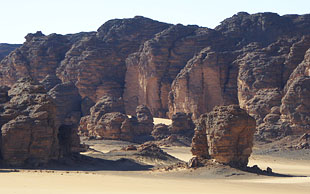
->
[192,105,256,167]
[124,25,224,117]
[1,13,310,142]
[0,32,72,86]
[0,78,81,166]
[82,98,154,142]
[57,17,170,103]
[0,43,21,61]
[168,48,239,119]
[135,105,154,135]
[170,112,195,134]
[48,82,82,155]
[0,78,58,166]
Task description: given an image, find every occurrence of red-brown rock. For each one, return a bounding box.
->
[192,105,256,167]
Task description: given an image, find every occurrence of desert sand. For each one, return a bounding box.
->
[0,117,309,194]
[1,152,309,194]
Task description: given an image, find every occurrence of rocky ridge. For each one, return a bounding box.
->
[0,13,310,141]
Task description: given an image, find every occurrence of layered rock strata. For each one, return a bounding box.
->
[81,97,154,142]
[0,13,310,141]
[192,105,256,167]
[0,43,21,61]
[0,78,81,166]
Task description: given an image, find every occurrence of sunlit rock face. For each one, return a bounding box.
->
[192,105,256,168]
[0,78,81,166]
[1,13,310,141]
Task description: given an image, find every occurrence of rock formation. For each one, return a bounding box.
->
[57,16,170,103]
[192,105,256,167]
[170,112,195,134]
[81,97,154,142]
[123,25,224,117]
[0,43,21,61]
[1,13,310,141]
[48,82,82,155]
[0,78,81,166]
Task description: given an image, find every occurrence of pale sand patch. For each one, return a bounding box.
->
[161,146,192,162]
[249,154,310,176]
[153,117,172,125]
[0,170,309,194]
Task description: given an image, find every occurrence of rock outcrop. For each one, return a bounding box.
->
[0,43,21,61]
[0,78,81,166]
[1,13,310,141]
[57,17,170,103]
[192,105,256,167]
[123,25,224,117]
[0,31,73,86]
[48,82,82,155]
[81,97,154,142]
[170,112,195,134]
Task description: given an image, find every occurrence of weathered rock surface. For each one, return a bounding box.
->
[0,78,81,166]
[81,98,154,142]
[1,13,310,142]
[48,82,82,155]
[0,43,21,61]
[152,124,170,140]
[192,105,256,167]
[0,32,73,87]
[124,25,224,117]
[170,112,195,134]
[57,17,170,103]
[0,78,58,166]
[135,105,154,135]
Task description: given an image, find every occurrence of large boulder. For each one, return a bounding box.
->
[82,101,154,142]
[135,105,154,135]
[170,112,195,134]
[192,105,256,167]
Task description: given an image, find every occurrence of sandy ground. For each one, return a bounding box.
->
[1,147,309,194]
[1,117,309,194]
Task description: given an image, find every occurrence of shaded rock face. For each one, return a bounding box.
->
[135,105,154,134]
[168,48,239,119]
[0,43,21,61]
[192,105,256,167]
[0,78,81,166]
[0,13,310,141]
[124,25,224,117]
[170,112,195,134]
[152,124,170,140]
[57,17,170,103]
[0,31,73,86]
[237,37,310,139]
[47,82,82,155]
[0,78,58,166]
[81,97,154,142]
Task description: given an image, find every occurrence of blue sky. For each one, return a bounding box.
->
[1,0,310,43]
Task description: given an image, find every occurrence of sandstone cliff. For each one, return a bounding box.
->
[0,78,81,166]
[0,43,21,61]
[1,13,310,141]
[57,16,170,103]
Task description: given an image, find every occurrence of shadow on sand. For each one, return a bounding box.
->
[0,154,153,172]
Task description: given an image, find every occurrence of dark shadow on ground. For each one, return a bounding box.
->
[233,165,308,178]
[0,154,153,172]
